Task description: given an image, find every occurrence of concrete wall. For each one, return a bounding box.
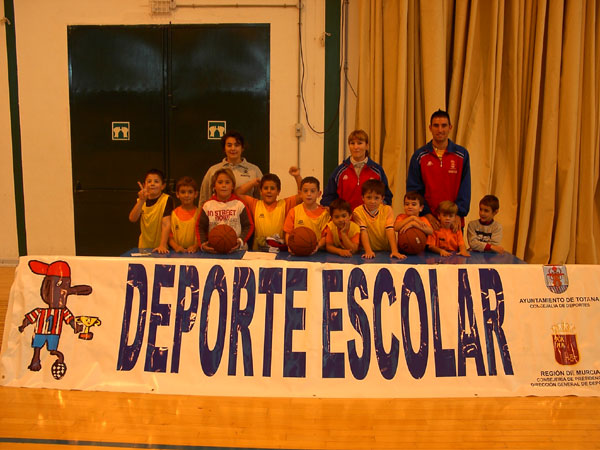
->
[2,0,333,258]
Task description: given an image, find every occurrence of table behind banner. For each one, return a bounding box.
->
[2,256,598,398]
[122,248,527,264]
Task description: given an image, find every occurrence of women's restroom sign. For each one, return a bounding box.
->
[208,121,226,140]
[112,122,130,141]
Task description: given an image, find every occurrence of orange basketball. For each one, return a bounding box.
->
[208,224,238,253]
[397,227,427,255]
[288,226,317,256]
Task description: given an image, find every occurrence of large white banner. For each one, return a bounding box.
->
[1,256,599,398]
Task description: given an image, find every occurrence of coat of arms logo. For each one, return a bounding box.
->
[552,322,580,365]
[543,265,568,294]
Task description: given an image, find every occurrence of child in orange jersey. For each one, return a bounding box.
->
[394,191,433,236]
[427,200,470,257]
[168,176,200,253]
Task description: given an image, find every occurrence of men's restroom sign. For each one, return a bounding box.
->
[112,122,130,141]
[208,121,226,140]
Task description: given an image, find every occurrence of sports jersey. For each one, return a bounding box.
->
[170,206,200,249]
[325,221,360,248]
[467,219,503,252]
[25,307,74,335]
[196,194,254,250]
[406,139,471,218]
[352,204,395,251]
[322,157,393,210]
[244,195,299,251]
[283,204,330,240]
[427,227,465,252]
[139,193,171,249]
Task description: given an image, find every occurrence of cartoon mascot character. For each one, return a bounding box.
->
[18,260,92,380]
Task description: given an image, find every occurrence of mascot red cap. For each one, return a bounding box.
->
[28,260,71,278]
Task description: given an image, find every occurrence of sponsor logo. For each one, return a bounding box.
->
[552,322,580,365]
[544,265,568,294]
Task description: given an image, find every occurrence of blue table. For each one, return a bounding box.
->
[122,248,526,265]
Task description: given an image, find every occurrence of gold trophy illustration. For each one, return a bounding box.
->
[75,316,102,340]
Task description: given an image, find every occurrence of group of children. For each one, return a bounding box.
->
[129,130,504,257]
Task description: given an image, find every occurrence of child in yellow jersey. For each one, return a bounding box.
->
[283,176,330,254]
[235,167,302,251]
[325,198,360,257]
[128,168,173,253]
[353,179,405,259]
[168,176,200,253]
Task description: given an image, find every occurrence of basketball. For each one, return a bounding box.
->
[208,224,238,253]
[397,227,427,255]
[288,226,317,256]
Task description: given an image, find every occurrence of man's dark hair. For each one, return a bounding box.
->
[430,109,451,125]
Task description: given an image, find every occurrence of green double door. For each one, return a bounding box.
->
[69,24,270,255]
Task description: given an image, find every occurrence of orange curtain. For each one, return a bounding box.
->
[355,0,599,264]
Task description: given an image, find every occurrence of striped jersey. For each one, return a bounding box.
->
[25,307,74,335]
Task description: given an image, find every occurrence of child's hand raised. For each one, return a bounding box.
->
[289,166,300,178]
[137,181,148,202]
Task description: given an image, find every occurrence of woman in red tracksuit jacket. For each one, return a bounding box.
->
[321,129,393,211]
